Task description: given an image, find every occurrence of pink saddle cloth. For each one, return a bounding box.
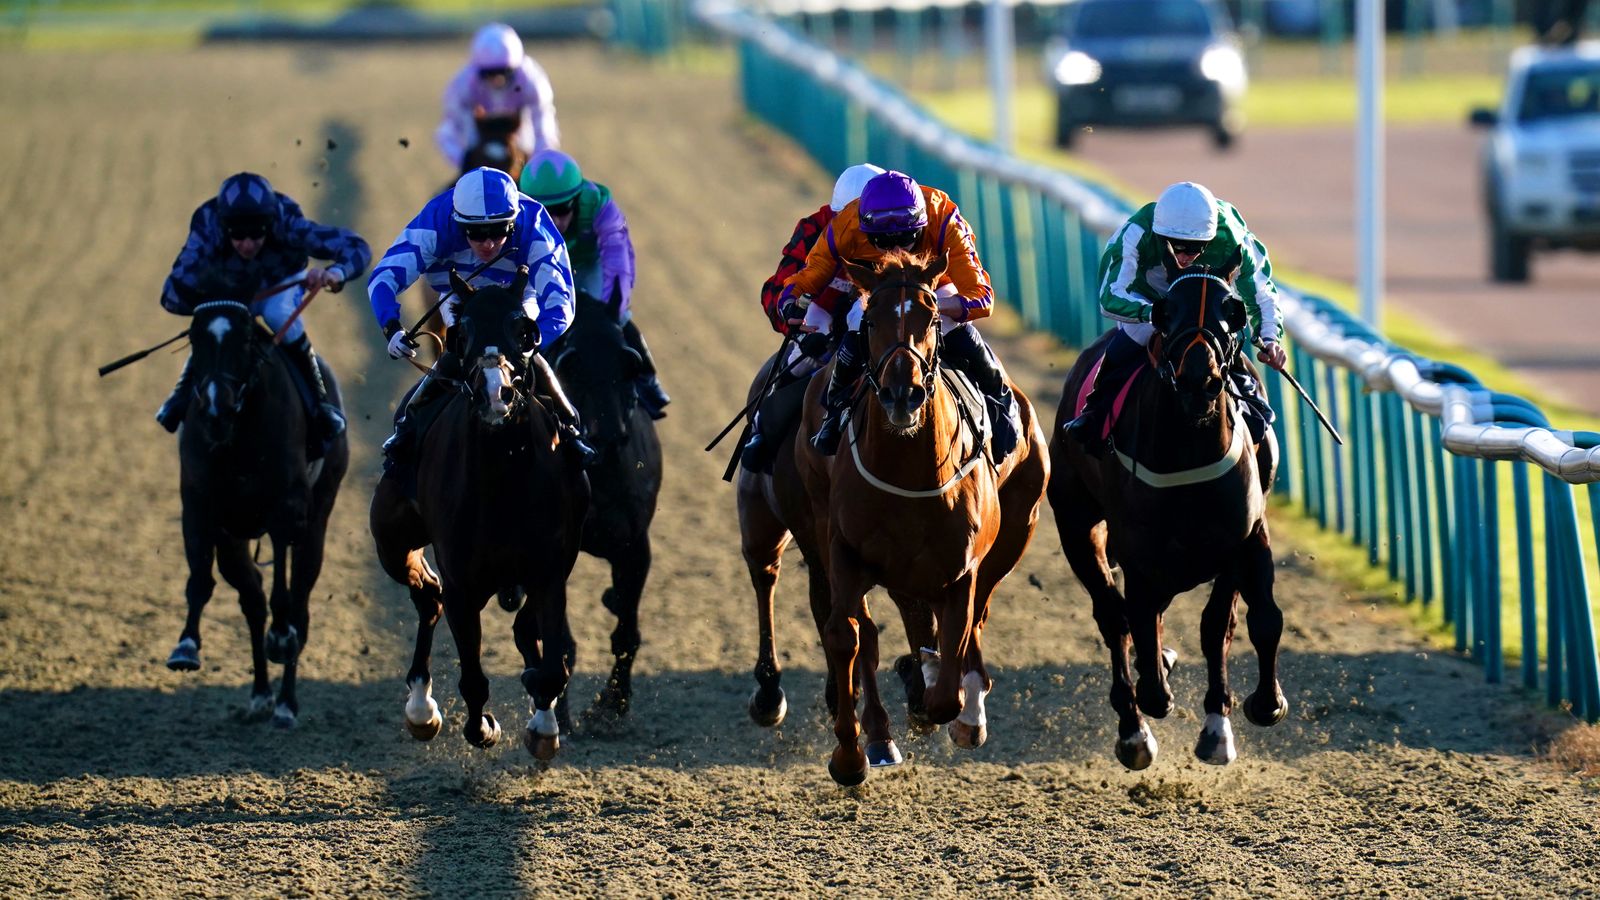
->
[1074,355,1149,441]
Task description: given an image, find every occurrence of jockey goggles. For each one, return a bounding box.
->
[477,66,514,81]
[223,217,269,241]
[542,197,577,218]
[866,227,923,251]
[464,220,514,241]
[1168,239,1209,257]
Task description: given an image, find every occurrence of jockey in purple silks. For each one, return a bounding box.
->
[435,22,560,171]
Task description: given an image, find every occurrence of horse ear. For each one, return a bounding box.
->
[841,257,876,292]
[1160,240,1182,283]
[621,347,643,377]
[1150,296,1171,334]
[923,252,948,285]
[1222,244,1245,283]
[449,268,472,299]
[512,265,530,297]
[607,280,625,320]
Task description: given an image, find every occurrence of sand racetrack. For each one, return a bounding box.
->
[0,43,1596,896]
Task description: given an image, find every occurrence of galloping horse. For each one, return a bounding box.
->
[370,268,589,758]
[548,294,663,721]
[168,299,349,729]
[796,250,1050,786]
[461,112,527,179]
[1047,245,1285,771]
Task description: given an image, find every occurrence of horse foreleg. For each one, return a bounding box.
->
[516,579,573,760]
[822,540,871,786]
[741,484,791,727]
[886,590,934,732]
[856,599,902,768]
[1062,516,1151,769]
[596,540,649,719]
[1236,523,1288,727]
[170,503,217,672]
[215,537,271,720]
[403,552,444,741]
[926,574,978,728]
[264,537,299,666]
[443,591,500,748]
[1125,573,1175,722]
[1196,573,1240,765]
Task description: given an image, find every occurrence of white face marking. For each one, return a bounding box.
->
[206,381,219,416]
[207,317,231,343]
[897,299,913,316]
[482,365,510,419]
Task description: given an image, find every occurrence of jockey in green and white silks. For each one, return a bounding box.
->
[1063,181,1287,451]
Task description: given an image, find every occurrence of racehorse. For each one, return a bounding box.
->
[737,349,829,730]
[370,267,589,758]
[167,299,349,729]
[1047,244,1285,771]
[548,293,662,722]
[796,250,1050,786]
[461,112,527,179]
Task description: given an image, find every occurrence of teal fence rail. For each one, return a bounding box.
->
[696,0,1600,721]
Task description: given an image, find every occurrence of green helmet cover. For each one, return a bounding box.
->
[519,149,583,204]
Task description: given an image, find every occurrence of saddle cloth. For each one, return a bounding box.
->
[1073,353,1150,442]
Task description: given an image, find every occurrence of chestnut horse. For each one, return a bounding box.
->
[1047,245,1285,771]
[370,268,589,759]
[460,112,527,179]
[796,250,1050,786]
[168,300,349,729]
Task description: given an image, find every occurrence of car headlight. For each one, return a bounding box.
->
[1054,51,1102,86]
[1199,46,1245,87]
[1516,150,1553,175]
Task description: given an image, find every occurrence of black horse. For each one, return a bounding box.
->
[549,294,662,722]
[1048,245,1284,771]
[168,299,349,729]
[370,267,589,759]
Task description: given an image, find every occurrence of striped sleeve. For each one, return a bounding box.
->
[368,210,441,328]
[940,208,993,321]
[1097,221,1152,324]
[1236,230,1282,342]
[516,205,575,345]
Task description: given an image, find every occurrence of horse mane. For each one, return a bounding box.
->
[872,248,934,276]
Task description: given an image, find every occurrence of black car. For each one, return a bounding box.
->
[1044,0,1247,149]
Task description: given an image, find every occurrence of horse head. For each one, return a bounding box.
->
[187,299,264,447]
[1150,243,1248,422]
[843,249,949,433]
[552,292,641,451]
[450,265,537,428]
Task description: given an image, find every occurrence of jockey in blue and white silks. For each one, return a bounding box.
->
[370,166,595,469]
[368,167,574,347]
[157,172,371,438]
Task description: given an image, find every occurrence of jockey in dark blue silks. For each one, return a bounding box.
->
[158,172,371,439]
[369,166,595,468]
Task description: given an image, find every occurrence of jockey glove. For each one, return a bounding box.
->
[797,331,831,360]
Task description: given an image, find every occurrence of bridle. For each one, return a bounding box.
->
[468,344,529,424]
[860,279,942,407]
[1153,271,1242,391]
[190,300,267,428]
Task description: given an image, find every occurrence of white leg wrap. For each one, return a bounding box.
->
[956,670,988,728]
[405,680,439,724]
[528,696,560,737]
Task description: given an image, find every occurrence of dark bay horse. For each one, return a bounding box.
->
[796,250,1050,786]
[549,294,662,721]
[1047,245,1285,771]
[168,299,349,729]
[370,268,589,758]
[461,112,527,179]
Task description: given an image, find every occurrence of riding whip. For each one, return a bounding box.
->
[1258,341,1343,445]
[404,243,517,342]
[271,280,323,345]
[705,331,802,453]
[99,277,314,377]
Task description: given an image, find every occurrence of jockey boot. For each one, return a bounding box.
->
[810,330,865,456]
[740,369,810,474]
[382,354,461,472]
[529,352,600,469]
[1063,330,1144,457]
[621,318,670,420]
[286,336,347,441]
[1228,364,1276,444]
[155,357,195,434]
[943,324,1022,461]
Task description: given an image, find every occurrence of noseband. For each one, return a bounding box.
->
[860,279,942,406]
[1156,272,1241,389]
[190,300,266,418]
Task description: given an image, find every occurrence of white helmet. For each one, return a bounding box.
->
[452,167,520,224]
[831,163,886,212]
[1152,182,1218,242]
[470,23,523,70]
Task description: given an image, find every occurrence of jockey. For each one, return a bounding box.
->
[739,162,884,472]
[1062,181,1286,454]
[369,166,595,467]
[157,172,370,439]
[435,22,559,172]
[780,170,1024,461]
[518,148,670,419]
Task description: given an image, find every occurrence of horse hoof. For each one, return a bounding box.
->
[1243,689,1289,727]
[828,754,869,787]
[498,587,524,613]
[948,720,988,749]
[244,693,274,723]
[747,686,788,728]
[405,711,443,741]
[166,638,200,672]
[1115,723,1158,771]
[272,703,297,730]
[1194,713,1237,766]
[264,626,300,665]
[866,739,903,767]
[468,713,502,748]
[523,728,560,761]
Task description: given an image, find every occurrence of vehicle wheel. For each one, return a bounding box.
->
[1210,121,1237,151]
[1489,209,1530,283]
[1055,95,1078,149]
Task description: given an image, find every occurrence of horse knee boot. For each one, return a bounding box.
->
[287,336,346,439]
[156,357,195,434]
[622,319,670,419]
[944,325,1022,460]
[810,331,865,456]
